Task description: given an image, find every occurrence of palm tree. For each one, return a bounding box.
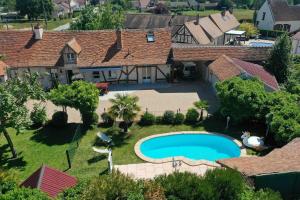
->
[109,94,140,133]
[194,100,209,121]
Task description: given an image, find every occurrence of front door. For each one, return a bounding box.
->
[142,67,151,83]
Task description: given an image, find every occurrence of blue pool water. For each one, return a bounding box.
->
[249,42,273,47]
[140,134,241,161]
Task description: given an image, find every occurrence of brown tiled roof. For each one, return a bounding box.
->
[209,55,279,90]
[172,44,271,61]
[0,60,7,76]
[217,138,300,176]
[268,0,300,21]
[0,29,171,68]
[208,55,241,81]
[65,38,82,54]
[209,11,240,33]
[184,22,211,45]
[292,32,300,40]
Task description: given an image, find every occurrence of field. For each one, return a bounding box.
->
[0,18,72,30]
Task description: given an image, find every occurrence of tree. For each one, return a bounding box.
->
[0,0,16,12]
[153,3,169,14]
[265,91,300,144]
[49,81,99,127]
[16,0,53,20]
[216,77,267,123]
[0,72,45,158]
[108,94,140,133]
[234,0,252,8]
[194,100,209,121]
[218,0,233,9]
[239,23,258,38]
[266,33,292,83]
[285,61,300,97]
[0,187,49,200]
[70,4,124,30]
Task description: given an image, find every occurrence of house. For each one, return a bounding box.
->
[0,60,7,82]
[207,54,279,91]
[131,0,155,10]
[172,11,240,45]
[124,13,197,35]
[53,0,87,17]
[0,27,172,89]
[292,31,300,54]
[21,165,77,198]
[256,0,300,32]
[217,138,300,199]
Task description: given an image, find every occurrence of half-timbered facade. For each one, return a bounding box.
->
[0,28,172,89]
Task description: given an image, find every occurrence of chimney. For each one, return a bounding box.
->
[196,14,200,25]
[33,23,43,40]
[116,28,123,50]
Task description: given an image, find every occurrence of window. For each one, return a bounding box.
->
[146,32,155,42]
[262,12,266,20]
[66,53,76,64]
[93,71,100,78]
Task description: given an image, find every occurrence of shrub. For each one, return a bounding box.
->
[142,181,166,200]
[58,181,89,200]
[30,104,47,127]
[82,171,143,200]
[1,187,50,200]
[0,169,17,195]
[155,116,163,124]
[139,112,156,126]
[162,110,175,124]
[51,111,68,127]
[241,187,282,200]
[82,112,98,127]
[173,113,185,125]
[204,168,245,200]
[106,126,121,136]
[101,112,114,127]
[185,108,199,124]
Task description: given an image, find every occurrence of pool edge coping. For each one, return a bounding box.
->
[134,131,247,167]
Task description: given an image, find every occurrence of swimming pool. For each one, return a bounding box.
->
[136,132,242,163]
[249,42,273,47]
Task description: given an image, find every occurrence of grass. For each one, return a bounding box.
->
[0,19,72,30]
[181,9,254,22]
[0,117,265,182]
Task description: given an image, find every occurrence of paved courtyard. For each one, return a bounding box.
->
[26,81,218,123]
[115,162,216,179]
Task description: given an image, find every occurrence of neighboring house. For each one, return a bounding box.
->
[292,31,300,54]
[0,27,171,89]
[217,138,300,199]
[207,54,279,91]
[0,60,7,82]
[173,11,240,45]
[256,0,300,32]
[21,165,77,198]
[53,0,87,17]
[131,0,155,10]
[124,14,197,35]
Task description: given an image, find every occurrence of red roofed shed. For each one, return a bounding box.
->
[21,165,77,198]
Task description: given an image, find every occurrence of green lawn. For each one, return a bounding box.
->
[0,117,264,182]
[0,19,72,30]
[181,9,254,22]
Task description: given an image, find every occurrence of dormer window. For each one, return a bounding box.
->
[146,31,155,42]
[67,53,76,64]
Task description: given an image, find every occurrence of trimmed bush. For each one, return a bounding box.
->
[155,116,163,124]
[185,108,199,124]
[106,126,121,136]
[58,181,89,200]
[30,104,47,127]
[101,112,114,127]
[139,112,156,126]
[51,111,68,127]
[162,110,175,124]
[82,112,98,127]
[173,113,185,125]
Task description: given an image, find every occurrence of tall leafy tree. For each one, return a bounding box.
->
[266,33,292,83]
[216,77,267,123]
[49,81,99,126]
[0,0,16,12]
[16,0,53,20]
[285,60,300,97]
[0,72,45,158]
[70,4,124,30]
[109,94,140,133]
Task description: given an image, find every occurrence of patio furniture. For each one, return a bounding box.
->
[97,132,113,145]
[95,82,109,95]
[241,132,266,151]
[92,147,113,173]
